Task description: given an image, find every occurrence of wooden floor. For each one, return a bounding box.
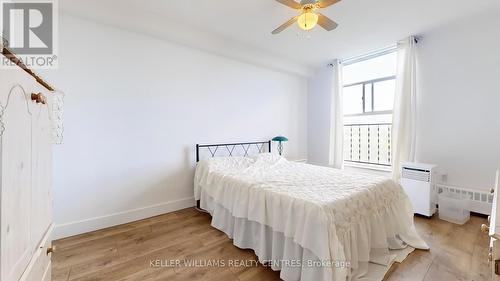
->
[52,208,491,281]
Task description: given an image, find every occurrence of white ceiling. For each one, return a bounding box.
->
[61,0,500,76]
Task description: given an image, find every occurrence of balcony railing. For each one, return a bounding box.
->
[343,123,392,166]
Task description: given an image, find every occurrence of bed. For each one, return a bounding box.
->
[194,141,429,281]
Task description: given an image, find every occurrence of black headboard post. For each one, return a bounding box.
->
[196,144,200,163]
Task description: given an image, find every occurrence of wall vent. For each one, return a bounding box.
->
[401,167,431,182]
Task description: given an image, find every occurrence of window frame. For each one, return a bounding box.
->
[341,48,397,170]
[343,75,396,117]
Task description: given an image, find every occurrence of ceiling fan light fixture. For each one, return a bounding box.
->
[297,12,318,31]
[272,0,339,34]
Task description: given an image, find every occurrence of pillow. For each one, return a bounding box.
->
[250,153,284,164]
[203,156,254,170]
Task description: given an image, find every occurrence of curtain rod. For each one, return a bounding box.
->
[335,35,422,67]
[1,46,55,92]
[340,44,397,66]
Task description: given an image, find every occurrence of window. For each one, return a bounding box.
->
[342,50,396,168]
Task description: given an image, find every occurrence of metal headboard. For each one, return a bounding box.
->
[196,141,272,162]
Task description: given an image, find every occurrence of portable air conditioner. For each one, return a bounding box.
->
[401,162,437,217]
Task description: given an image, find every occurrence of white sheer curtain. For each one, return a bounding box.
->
[392,36,417,180]
[329,59,344,168]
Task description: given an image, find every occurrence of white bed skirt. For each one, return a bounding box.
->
[200,190,417,281]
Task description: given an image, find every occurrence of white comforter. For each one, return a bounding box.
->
[194,154,428,281]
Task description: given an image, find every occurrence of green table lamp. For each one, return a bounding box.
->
[272,136,288,156]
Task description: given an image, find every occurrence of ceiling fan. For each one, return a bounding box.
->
[272,0,340,34]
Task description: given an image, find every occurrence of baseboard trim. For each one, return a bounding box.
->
[53,197,195,240]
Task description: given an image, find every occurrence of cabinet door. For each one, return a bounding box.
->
[0,81,35,281]
[490,170,500,280]
[30,86,53,250]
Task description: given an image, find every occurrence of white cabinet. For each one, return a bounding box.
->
[485,170,500,281]
[30,82,53,251]
[0,60,54,281]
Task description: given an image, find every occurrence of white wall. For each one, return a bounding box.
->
[307,67,333,166]
[307,10,500,190]
[43,16,308,239]
[416,10,500,190]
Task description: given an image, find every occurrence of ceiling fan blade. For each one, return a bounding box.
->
[317,0,341,8]
[275,0,302,9]
[317,13,338,31]
[271,16,299,34]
